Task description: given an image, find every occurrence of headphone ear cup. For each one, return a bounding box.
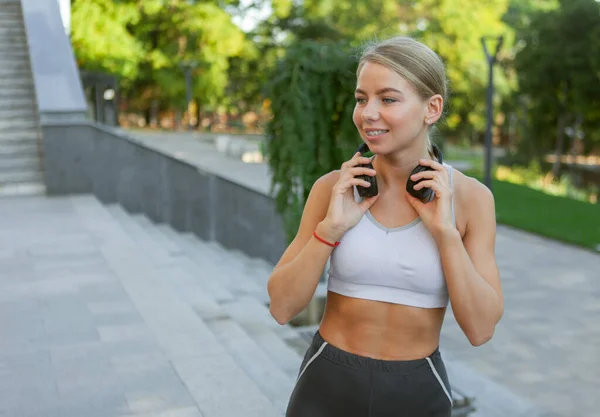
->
[356,161,379,198]
[406,164,435,203]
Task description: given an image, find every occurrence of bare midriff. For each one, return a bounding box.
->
[318,291,446,360]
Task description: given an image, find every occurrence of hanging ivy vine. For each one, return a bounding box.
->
[264,40,361,243]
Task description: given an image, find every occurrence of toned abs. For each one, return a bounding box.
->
[319,291,446,360]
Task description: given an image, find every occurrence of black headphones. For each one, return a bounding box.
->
[354,142,443,203]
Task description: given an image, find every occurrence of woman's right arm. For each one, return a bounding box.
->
[267,153,378,325]
[267,172,339,325]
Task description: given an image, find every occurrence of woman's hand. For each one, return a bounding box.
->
[405,159,455,241]
[321,152,379,241]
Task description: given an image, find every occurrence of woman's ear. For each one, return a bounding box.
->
[425,94,444,124]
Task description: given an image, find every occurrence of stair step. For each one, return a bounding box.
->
[176,234,265,299]
[107,206,234,303]
[133,216,238,303]
[0,69,32,79]
[0,60,30,70]
[219,296,302,379]
[0,53,29,65]
[70,196,283,417]
[0,20,21,28]
[0,181,44,198]
[0,97,34,110]
[0,37,27,47]
[204,316,295,414]
[0,140,38,158]
[152,224,302,366]
[0,129,38,142]
[0,155,39,171]
[0,169,43,184]
[0,76,33,85]
[0,52,28,62]
[0,87,34,98]
[0,107,37,118]
[0,29,25,37]
[0,119,38,131]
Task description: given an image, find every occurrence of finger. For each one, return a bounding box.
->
[348,166,376,177]
[412,180,447,195]
[334,178,372,194]
[417,159,446,172]
[410,170,441,182]
[405,190,425,209]
[358,194,379,211]
[342,155,373,170]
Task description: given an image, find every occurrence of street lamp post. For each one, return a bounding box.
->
[481,35,504,191]
[179,61,198,131]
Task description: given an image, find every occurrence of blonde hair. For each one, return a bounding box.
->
[357,37,447,157]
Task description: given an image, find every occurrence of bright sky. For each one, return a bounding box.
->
[230,0,273,32]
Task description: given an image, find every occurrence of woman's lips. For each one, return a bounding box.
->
[364,129,389,140]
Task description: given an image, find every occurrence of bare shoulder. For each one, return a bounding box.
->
[450,168,495,234]
[316,169,341,190]
[272,169,340,268]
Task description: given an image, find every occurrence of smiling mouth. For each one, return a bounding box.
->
[365,129,389,137]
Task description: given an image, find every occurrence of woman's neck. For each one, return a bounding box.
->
[373,144,431,191]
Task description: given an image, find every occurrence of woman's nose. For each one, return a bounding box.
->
[361,101,380,121]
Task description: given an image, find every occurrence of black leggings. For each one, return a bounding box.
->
[286,331,453,417]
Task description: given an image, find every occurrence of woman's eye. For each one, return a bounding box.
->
[382,98,397,104]
[355,97,367,104]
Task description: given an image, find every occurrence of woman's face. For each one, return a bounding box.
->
[353,61,429,154]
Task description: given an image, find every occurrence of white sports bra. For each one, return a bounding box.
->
[326,164,456,309]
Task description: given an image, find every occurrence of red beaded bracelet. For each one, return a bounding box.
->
[313,231,340,247]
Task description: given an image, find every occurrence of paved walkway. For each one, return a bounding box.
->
[442,225,600,417]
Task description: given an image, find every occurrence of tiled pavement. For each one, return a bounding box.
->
[1,193,598,416]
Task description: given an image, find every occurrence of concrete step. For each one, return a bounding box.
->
[0,155,39,171]
[0,180,45,198]
[0,86,34,99]
[69,196,283,417]
[0,59,30,71]
[130,214,238,304]
[170,232,265,300]
[0,107,37,119]
[0,129,38,142]
[219,296,303,379]
[153,224,303,366]
[205,316,295,414]
[0,37,27,47]
[0,97,34,110]
[107,206,234,303]
[0,67,32,79]
[0,118,37,132]
[107,207,234,313]
[0,20,21,28]
[0,53,28,64]
[0,140,37,158]
[0,168,43,184]
[0,77,33,87]
[0,28,25,37]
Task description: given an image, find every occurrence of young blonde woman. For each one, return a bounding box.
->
[267,36,504,417]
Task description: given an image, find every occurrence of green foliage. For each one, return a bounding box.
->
[71,0,144,79]
[514,0,600,156]
[71,0,246,112]
[264,40,360,241]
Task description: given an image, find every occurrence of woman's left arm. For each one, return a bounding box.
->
[435,180,503,346]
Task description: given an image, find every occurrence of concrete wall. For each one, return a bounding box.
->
[20,0,88,122]
[41,122,287,265]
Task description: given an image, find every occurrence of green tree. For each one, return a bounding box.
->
[514,0,600,174]
[71,0,246,118]
[264,40,359,241]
